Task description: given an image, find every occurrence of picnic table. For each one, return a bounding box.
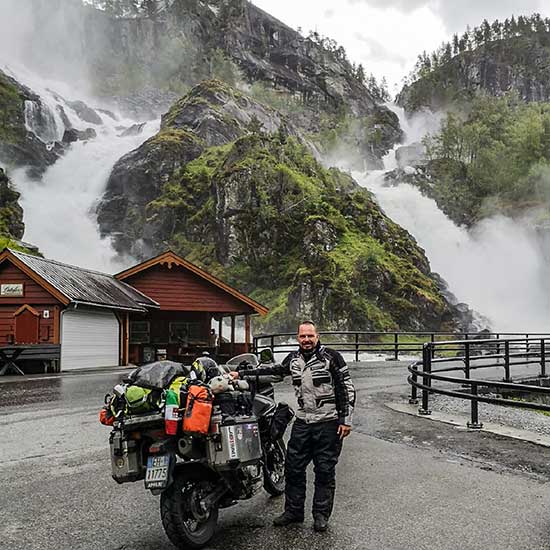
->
[0,344,61,376]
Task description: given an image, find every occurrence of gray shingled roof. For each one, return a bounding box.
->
[9,249,159,312]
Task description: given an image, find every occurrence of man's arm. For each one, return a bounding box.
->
[234,352,293,378]
[327,349,356,430]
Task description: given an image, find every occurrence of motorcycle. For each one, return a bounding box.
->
[105,350,293,549]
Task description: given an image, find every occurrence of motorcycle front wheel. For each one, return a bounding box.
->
[263,438,286,496]
[160,470,219,549]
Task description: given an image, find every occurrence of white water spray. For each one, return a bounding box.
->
[1,62,159,273]
[358,106,550,332]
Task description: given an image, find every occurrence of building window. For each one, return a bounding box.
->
[169,322,203,345]
[130,321,150,344]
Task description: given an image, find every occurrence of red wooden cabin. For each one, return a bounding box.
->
[0,248,267,372]
[116,251,268,365]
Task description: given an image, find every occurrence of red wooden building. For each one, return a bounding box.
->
[0,248,267,371]
[115,251,268,365]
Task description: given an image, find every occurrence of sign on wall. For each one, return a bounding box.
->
[1,283,23,297]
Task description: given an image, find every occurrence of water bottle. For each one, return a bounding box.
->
[164,389,180,435]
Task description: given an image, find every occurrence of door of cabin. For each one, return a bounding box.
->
[14,305,40,344]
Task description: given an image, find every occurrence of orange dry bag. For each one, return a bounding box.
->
[182,384,213,435]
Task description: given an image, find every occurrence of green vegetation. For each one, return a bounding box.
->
[311,105,398,163]
[0,236,35,254]
[145,130,450,331]
[418,94,550,224]
[401,13,550,111]
[0,168,24,240]
[0,72,25,144]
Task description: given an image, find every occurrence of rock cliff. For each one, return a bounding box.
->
[97,80,462,332]
[0,168,24,240]
[20,0,401,168]
[398,30,550,113]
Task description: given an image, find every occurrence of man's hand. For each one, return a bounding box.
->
[337,424,351,440]
[229,371,240,380]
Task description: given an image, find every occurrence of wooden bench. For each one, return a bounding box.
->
[0,344,61,375]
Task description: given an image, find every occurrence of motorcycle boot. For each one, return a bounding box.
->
[313,515,329,532]
[273,512,304,527]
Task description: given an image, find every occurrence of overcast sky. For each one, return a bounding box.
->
[253,0,550,92]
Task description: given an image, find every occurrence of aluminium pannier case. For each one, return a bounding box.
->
[206,416,261,470]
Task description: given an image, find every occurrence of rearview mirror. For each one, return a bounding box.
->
[259,348,274,363]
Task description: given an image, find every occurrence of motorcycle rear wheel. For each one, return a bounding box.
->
[263,438,286,496]
[160,470,219,549]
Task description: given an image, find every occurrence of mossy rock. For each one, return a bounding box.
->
[0,71,27,145]
[142,132,457,332]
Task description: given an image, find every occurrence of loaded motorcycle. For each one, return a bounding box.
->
[103,350,293,549]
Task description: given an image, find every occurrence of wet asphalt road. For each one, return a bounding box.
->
[2,363,550,550]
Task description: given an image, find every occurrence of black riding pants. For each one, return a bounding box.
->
[284,418,342,520]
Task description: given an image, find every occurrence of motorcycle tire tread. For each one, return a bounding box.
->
[160,469,219,550]
[263,438,286,497]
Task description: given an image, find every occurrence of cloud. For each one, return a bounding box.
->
[347,0,429,13]
[435,0,544,33]
[354,32,408,65]
[347,0,545,32]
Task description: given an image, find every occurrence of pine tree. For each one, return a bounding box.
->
[481,19,492,43]
[510,16,518,36]
[473,27,484,47]
[491,20,501,40]
[503,18,511,38]
[355,63,366,84]
[380,76,390,102]
[440,43,451,63]
[452,34,459,55]
[462,31,471,51]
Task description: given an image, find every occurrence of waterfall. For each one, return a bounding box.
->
[1,62,159,273]
[24,100,60,144]
[356,106,550,333]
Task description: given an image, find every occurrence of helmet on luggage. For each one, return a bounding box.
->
[191,355,220,381]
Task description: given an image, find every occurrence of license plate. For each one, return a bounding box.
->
[145,455,170,490]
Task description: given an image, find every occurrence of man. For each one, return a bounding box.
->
[232,320,356,532]
[208,328,219,355]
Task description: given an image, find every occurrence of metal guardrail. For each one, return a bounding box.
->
[408,337,550,429]
[253,331,550,361]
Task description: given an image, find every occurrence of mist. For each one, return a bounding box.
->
[0,0,164,272]
[0,0,92,96]
[354,106,550,332]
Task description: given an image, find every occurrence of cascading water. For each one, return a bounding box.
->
[1,62,158,273]
[357,106,550,332]
[24,100,60,144]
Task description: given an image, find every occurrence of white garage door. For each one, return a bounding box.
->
[61,309,120,370]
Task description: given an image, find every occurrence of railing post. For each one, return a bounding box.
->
[496,334,500,362]
[526,334,530,355]
[467,382,483,429]
[464,340,470,379]
[503,340,511,382]
[409,364,418,404]
[270,335,274,352]
[461,338,470,389]
[430,333,435,358]
[540,338,547,378]
[419,344,432,415]
[355,332,359,362]
[394,333,399,361]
